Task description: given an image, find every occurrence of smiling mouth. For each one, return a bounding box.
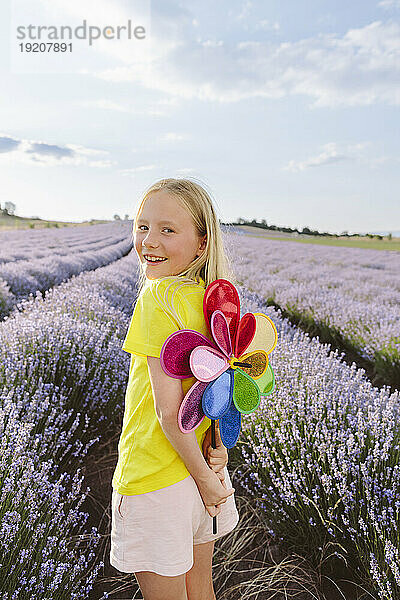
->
[143,255,168,264]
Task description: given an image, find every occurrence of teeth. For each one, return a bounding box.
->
[144,255,166,262]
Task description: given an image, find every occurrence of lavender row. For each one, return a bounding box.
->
[0,222,131,264]
[234,285,400,598]
[0,251,140,599]
[226,232,400,387]
[0,223,133,320]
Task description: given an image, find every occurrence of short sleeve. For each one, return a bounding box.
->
[122,280,186,359]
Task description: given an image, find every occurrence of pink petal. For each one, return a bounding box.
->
[190,346,230,382]
[210,310,232,358]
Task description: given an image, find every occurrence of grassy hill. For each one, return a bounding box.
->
[0,212,113,230]
[237,225,400,251]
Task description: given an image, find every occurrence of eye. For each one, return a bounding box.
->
[163,228,174,233]
[137,225,148,230]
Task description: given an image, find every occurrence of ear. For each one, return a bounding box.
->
[196,235,207,257]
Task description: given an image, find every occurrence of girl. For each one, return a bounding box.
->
[110,178,240,600]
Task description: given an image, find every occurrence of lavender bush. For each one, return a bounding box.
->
[0,250,140,598]
[0,393,103,599]
[226,232,400,388]
[233,285,400,598]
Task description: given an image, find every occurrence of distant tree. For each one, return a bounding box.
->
[4,202,16,215]
[388,232,392,241]
[341,231,349,236]
[113,214,121,221]
[302,227,311,235]
[124,214,129,220]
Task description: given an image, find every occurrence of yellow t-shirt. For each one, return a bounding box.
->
[112,275,212,495]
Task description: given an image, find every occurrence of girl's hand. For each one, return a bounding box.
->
[203,421,228,482]
[195,469,235,518]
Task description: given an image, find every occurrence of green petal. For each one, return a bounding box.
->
[255,364,275,396]
[233,368,260,414]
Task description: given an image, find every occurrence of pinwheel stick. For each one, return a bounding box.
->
[211,419,217,534]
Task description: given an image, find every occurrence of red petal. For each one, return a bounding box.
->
[234,313,256,357]
[203,279,240,346]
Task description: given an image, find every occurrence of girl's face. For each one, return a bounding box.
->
[134,190,207,280]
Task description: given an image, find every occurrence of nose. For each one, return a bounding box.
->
[142,228,159,249]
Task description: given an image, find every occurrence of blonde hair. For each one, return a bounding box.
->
[132,178,235,294]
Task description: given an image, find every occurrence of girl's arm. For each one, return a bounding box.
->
[147,356,234,514]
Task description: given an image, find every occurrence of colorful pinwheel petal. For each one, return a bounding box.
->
[254,363,275,396]
[202,369,234,420]
[190,346,229,382]
[233,368,260,414]
[160,330,215,378]
[178,380,208,432]
[219,400,241,448]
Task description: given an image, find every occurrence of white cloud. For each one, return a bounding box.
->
[158,132,188,142]
[378,0,400,8]
[283,143,350,172]
[119,165,156,176]
[175,167,196,174]
[79,99,131,112]
[95,19,400,107]
[77,99,166,116]
[21,1,400,109]
[255,19,280,32]
[283,141,399,172]
[235,1,253,22]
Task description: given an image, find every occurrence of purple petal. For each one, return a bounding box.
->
[178,381,208,432]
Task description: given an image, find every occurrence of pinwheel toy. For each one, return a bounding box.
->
[160,279,277,533]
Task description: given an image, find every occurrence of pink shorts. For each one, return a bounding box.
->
[110,466,239,577]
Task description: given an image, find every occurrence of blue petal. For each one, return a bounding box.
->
[202,369,234,420]
[219,400,241,448]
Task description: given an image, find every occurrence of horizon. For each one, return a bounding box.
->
[3,208,399,238]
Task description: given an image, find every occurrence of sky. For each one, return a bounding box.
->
[1,0,399,235]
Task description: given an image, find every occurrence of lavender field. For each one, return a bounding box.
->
[0,222,133,319]
[0,248,138,599]
[1,228,400,599]
[227,233,400,390]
